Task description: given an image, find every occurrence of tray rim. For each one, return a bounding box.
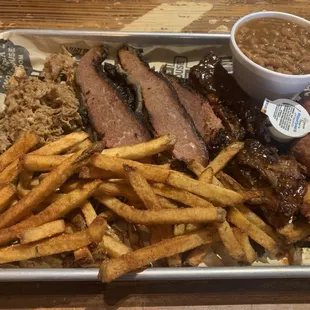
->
[0,29,231,46]
[1,266,310,282]
[0,28,306,282]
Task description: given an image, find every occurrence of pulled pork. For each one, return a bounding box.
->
[0,52,82,153]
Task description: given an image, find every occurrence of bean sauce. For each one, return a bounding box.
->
[236,18,310,75]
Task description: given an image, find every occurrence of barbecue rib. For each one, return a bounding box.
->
[227,139,307,221]
[291,98,310,177]
[188,52,270,145]
[118,45,208,165]
[76,46,151,147]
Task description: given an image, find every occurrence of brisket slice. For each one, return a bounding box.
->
[103,62,154,134]
[118,45,208,165]
[162,71,223,145]
[76,46,151,147]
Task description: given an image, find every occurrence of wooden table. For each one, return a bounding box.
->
[1,1,310,309]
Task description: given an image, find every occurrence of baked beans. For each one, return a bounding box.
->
[236,18,310,75]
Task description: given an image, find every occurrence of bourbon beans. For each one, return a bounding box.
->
[236,18,310,74]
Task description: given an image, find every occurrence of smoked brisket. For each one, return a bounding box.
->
[162,72,223,145]
[118,45,208,165]
[76,46,151,148]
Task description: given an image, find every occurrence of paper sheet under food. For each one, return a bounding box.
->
[0,30,308,267]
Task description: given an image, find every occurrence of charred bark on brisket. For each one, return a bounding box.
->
[118,44,208,165]
[76,46,151,148]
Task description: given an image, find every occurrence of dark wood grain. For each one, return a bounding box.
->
[1,0,310,33]
[1,279,310,309]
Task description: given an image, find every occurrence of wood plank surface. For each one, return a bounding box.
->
[1,0,310,33]
[2,1,310,309]
[1,279,310,309]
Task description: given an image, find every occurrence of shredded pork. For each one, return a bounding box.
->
[0,53,82,153]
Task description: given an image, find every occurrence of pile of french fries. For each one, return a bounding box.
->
[0,131,308,282]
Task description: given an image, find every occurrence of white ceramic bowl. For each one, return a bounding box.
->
[230,11,310,103]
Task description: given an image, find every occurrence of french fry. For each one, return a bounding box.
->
[216,220,245,261]
[232,227,257,264]
[174,224,186,236]
[91,154,172,183]
[19,220,65,244]
[212,176,225,188]
[0,216,106,264]
[16,181,30,199]
[218,174,282,244]
[278,218,310,244]
[152,183,215,209]
[236,204,283,244]
[123,164,161,210]
[0,184,16,213]
[0,147,100,229]
[149,225,174,244]
[185,223,204,232]
[187,160,205,176]
[101,135,176,159]
[207,142,244,175]
[166,171,260,206]
[0,180,101,245]
[157,197,178,209]
[96,181,140,202]
[22,154,70,172]
[100,228,218,282]
[185,244,210,266]
[32,132,89,155]
[100,210,119,222]
[18,170,35,190]
[217,172,244,192]
[288,245,302,266]
[0,133,38,173]
[199,167,213,184]
[100,235,132,258]
[96,195,226,225]
[228,208,280,255]
[167,254,183,267]
[67,138,92,153]
[0,160,22,186]
[88,215,108,243]
[79,166,116,179]
[74,247,94,265]
[61,179,86,193]
[81,202,97,226]
[123,164,171,252]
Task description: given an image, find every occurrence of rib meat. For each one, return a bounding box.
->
[226,139,307,220]
[76,46,151,147]
[291,98,310,176]
[188,52,270,145]
[118,45,208,165]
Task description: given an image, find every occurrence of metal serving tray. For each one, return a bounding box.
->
[0,29,309,282]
